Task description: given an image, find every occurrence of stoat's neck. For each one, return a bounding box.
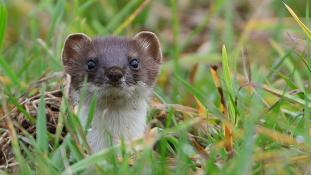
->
[80,95,148,152]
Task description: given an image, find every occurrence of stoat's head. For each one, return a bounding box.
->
[62,31,162,100]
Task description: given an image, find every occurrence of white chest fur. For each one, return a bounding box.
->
[79,96,148,152]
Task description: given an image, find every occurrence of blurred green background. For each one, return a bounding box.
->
[1,0,311,174]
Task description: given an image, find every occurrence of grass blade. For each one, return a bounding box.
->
[104,0,144,34]
[0,1,7,49]
[233,92,262,175]
[114,0,151,35]
[262,85,311,108]
[284,2,311,39]
[36,85,48,153]
[85,95,97,132]
[62,147,116,174]
[170,0,181,75]
[221,45,236,123]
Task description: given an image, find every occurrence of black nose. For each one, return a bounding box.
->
[106,67,123,82]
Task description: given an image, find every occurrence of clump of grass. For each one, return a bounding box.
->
[1,0,311,174]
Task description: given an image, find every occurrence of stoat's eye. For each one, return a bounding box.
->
[87,60,97,71]
[129,58,140,70]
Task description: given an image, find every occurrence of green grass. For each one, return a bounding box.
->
[1,0,311,174]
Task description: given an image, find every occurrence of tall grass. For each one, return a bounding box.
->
[1,0,311,174]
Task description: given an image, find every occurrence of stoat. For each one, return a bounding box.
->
[61,31,162,152]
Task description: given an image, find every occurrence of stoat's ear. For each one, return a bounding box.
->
[134,31,162,63]
[62,33,91,65]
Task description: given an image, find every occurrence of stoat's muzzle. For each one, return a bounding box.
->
[105,66,125,86]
